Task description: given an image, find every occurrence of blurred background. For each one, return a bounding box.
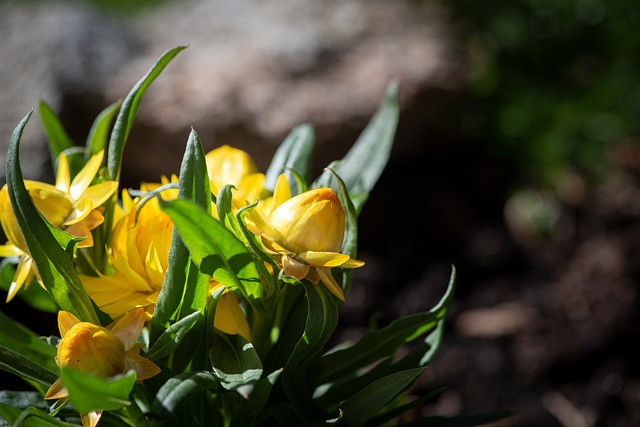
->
[1,0,639,426]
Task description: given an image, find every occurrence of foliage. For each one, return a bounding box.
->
[439,0,639,187]
[0,46,506,426]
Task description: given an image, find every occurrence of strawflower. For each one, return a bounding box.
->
[82,180,250,338]
[0,150,117,301]
[252,187,364,301]
[45,308,160,427]
[206,145,266,210]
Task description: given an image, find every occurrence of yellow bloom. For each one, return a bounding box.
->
[82,179,251,339]
[205,145,266,209]
[210,282,251,340]
[251,187,364,301]
[82,182,175,318]
[0,150,117,302]
[45,308,160,427]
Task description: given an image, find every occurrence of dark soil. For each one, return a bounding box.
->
[341,136,640,427]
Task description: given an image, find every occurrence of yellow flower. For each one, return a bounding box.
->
[205,145,266,209]
[251,187,364,301]
[81,182,175,318]
[45,308,160,427]
[210,282,251,340]
[0,150,118,302]
[82,179,251,339]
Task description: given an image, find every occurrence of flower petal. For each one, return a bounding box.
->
[55,153,71,193]
[44,378,68,400]
[299,251,350,268]
[58,311,82,338]
[63,221,94,248]
[282,254,310,280]
[6,257,34,302]
[0,243,24,257]
[316,268,346,302]
[214,292,251,340]
[125,352,161,381]
[69,151,105,200]
[82,181,119,208]
[81,410,103,427]
[109,308,145,351]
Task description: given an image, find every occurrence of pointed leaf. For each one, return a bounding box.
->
[340,368,425,427]
[151,129,210,343]
[313,82,399,211]
[318,267,455,383]
[6,111,98,323]
[210,332,263,396]
[38,101,80,177]
[146,311,202,361]
[61,368,136,413]
[107,45,186,181]
[265,124,315,195]
[85,100,120,158]
[151,371,218,417]
[159,198,263,306]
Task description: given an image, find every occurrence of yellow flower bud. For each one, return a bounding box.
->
[56,323,126,377]
[269,188,345,254]
[206,145,258,194]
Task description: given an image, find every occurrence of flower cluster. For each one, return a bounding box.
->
[0,47,462,427]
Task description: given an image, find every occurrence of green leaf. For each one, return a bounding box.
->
[0,401,78,427]
[146,311,202,361]
[264,124,315,195]
[209,332,263,397]
[318,267,455,384]
[38,101,80,178]
[107,45,186,181]
[340,368,425,427]
[159,198,263,306]
[0,311,57,374]
[85,100,120,158]
[6,111,99,323]
[363,388,445,427]
[313,82,399,211]
[61,368,136,413]
[0,345,57,387]
[151,371,218,417]
[151,129,210,343]
[281,282,339,418]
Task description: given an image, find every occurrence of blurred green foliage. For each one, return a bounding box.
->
[439,0,640,187]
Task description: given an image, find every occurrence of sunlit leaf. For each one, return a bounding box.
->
[6,111,98,323]
[61,368,136,413]
[265,124,315,195]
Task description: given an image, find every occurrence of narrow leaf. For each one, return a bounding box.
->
[151,129,210,342]
[264,124,315,195]
[151,371,218,417]
[318,267,455,383]
[38,101,78,176]
[0,345,58,386]
[340,368,425,427]
[107,45,186,181]
[313,82,399,211]
[146,311,202,361]
[0,401,78,427]
[6,111,98,323]
[85,101,120,158]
